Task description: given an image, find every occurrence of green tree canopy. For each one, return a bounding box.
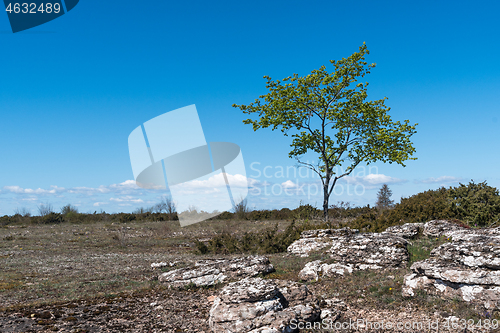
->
[233,43,417,220]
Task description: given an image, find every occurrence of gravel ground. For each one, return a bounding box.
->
[0,286,216,333]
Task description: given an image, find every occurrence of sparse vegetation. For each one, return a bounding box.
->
[194,220,329,255]
[2,184,500,328]
[37,202,54,217]
[232,197,250,220]
[1,201,499,328]
[14,207,31,217]
[407,235,451,266]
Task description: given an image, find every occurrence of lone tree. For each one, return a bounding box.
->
[233,43,417,221]
[376,184,395,210]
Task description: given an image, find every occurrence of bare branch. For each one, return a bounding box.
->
[296,159,323,180]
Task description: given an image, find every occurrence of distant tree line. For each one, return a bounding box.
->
[2,181,499,230]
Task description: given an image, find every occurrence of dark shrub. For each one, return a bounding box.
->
[33,212,64,224]
[118,213,136,223]
[248,210,272,220]
[448,180,500,227]
[348,187,457,232]
[0,215,14,226]
[196,220,329,255]
[293,203,319,220]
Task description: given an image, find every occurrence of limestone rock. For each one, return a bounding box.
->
[293,230,408,280]
[384,223,424,239]
[328,232,409,270]
[300,227,358,239]
[158,256,275,288]
[411,259,500,285]
[287,237,333,258]
[287,228,358,257]
[403,231,500,309]
[422,220,468,238]
[209,277,322,333]
[430,237,500,269]
[298,260,353,282]
[297,260,323,282]
[321,262,354,276]
[319,298,347,322]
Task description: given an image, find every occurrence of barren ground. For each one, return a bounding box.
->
[1,219,499,332]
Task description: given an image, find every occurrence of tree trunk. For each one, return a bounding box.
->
[323,182,329,222]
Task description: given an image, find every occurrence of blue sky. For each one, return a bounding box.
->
[1,0,499,216]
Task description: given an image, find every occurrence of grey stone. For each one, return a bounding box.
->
[422,220,468,238]
[328,232,409,270]
[209,277,322,333]
[158,255,275,288]
[384,223,424,239]
[403,227,500,309]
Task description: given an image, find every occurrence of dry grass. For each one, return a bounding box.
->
[0,218,298,309]
[1,218,498,329]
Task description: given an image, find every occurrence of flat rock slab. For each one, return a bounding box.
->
[158,256,275,288]
[430,238,500,269]
[403,233,500,309]
[384,223,424,239]
[422,220,469,238]
[403,270,500,310]
[209,277,323,333]
[328,232,409,270]
[287,228,358,257]
[298,260,353,282]
[300,227,358,239]
[286,237,334,258]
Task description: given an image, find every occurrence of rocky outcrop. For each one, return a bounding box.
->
[319,298,347,323]
[287,228,358,257]
[300,227,358,239]
[208,277,322,333]
[328,232,409,270]
[293,231,408,280]
[403,233,500,309]
[422,219,469,238]
[384,220,472,239]
[298,260,353,282]
[384,223,424,239]
[158,256,275,288]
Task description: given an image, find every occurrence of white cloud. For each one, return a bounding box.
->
[69,180,142,195]
[418,176,463,184]
[110,196,144,203]
[177,173,257,190]
[341,174,406,188]
[21,197,38,201]
[281,180,298,189]
[3,185,65,194]
[93,202,108,207]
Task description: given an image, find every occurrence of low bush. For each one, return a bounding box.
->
[31,212,64,224]
[347,180,500,232]
[118,213,136,223]
[194,220,329,255]
[347,187,457,232]
[448,180,500,227]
